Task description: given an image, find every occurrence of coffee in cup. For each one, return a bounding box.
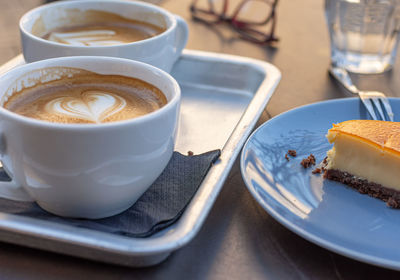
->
[3,67,167,124]
[35,10,166,46]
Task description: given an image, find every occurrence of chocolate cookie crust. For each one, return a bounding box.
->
[324,169,400,208]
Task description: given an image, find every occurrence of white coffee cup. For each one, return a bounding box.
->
[19,0,189,73]
[0,56,181,219]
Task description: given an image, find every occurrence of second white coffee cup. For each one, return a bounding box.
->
[19,0,189,72]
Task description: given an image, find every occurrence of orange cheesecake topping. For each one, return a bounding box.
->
[327,120,400,155]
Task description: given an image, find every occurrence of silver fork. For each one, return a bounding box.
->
[329,65,394,121]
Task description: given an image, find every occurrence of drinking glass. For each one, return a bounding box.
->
[325,0,400,73]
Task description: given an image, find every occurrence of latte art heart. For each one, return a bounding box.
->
[45,90,127,123]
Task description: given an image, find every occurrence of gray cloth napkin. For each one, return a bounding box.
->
[0,150,220,238]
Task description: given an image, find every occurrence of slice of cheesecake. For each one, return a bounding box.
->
[324,120,400,208]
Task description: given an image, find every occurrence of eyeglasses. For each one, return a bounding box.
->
[190,0,279,45]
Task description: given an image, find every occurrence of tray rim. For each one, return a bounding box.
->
[0,49,281,261]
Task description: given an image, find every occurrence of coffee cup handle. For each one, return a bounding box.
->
[173,15,189,61]
[0,137,33,201]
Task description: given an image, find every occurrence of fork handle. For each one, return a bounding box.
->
[329,66,359,95]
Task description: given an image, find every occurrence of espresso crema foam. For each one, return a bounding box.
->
[3,67,167,124]
[36,10,166,46]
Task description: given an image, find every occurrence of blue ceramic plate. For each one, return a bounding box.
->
[240,97,400,270]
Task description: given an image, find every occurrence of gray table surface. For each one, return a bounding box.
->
[1,0,400,279]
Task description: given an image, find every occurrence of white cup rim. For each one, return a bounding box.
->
[19,0,177,49]
[0,56,181,131]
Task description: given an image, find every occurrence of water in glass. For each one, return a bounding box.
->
[325,0,400,73]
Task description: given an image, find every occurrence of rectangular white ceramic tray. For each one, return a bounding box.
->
[0,49,281,267]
